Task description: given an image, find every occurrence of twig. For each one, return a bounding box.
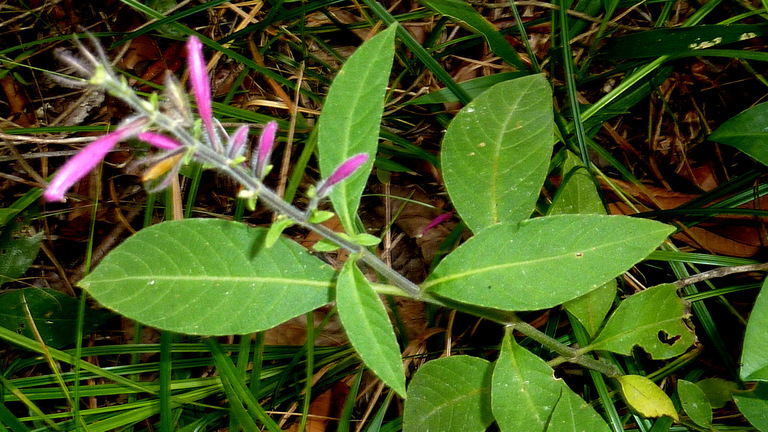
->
[673,263,768,289]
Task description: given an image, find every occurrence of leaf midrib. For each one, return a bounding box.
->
[83,274,332,287]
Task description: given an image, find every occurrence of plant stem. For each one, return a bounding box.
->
[194,144,426,300]
[509,315,621,378]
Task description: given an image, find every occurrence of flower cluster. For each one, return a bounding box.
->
[44,35,367,209]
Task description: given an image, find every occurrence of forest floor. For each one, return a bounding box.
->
[1,0,768,430]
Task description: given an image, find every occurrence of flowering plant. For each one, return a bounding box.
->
[48,36,370,226]
[42,30,698,431]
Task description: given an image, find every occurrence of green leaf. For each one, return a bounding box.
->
[403,356,494,432]
[617,375,679,422]
[313,237,344,252]
[337,259,406,397]
[709,102,768,167]
[553,152,616,337]
[420,0,526,70]
[563,284,616,338]
[80,219,335,335]
[0,288,111,349]
[205,338,281,431]
[442,74,553,232]
[492,332,562,432]
[601,24,768,60]
[566,0,603,41]
[549,151,604,216]
[354,233,381,247]
[492,331,610,432]
[547,384,612,432]
[696,378,737,409]
[264,217,295,248]
[648,417,674,432]
[318,25,396,233]
[590,284,695,359]
[678,379,712,428]
[407,72,527,105]
[734,382,768,431]
[0,208,43,287]
[741,278,768,381]
[424,215,674,311]
[0,209,16,226]
[308,210,335,224]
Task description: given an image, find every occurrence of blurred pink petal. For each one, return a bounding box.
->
[45,119,146,202]
[138,132,183,150]
[420,211,454,236]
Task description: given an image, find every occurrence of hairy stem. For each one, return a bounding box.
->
[193,144,425,300]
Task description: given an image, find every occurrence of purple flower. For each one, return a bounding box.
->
[186,37,218,149]
[254,121,277,178]
[138,132,182,150]
[44,118,148,202]
[316,153,369,199]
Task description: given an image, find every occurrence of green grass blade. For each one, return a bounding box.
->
[0,376,60,430]
[205,338,281,432]
[568,315,625,432]
[558,0,590,167]
[337,368,364,432]
[0,402,30,432]
[159,332,173,432]
[361,0,472,104]
[420,0,526,70]
[299,312,316,432]
[0,326,158,396]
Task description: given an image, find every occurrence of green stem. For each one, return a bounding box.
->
[509,316,620,378]
[196,144,426,300]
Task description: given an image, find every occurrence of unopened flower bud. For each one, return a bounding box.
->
[227,125,249,160]
[315,153,369,199]
[186,36,220,151]
[253,121,277,179]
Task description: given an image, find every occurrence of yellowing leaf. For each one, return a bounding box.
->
[617,375,679,422]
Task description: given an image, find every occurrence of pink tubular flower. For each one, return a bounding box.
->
[254,121,277,178]
[138,132,183,150]
[186,36,217,148]
[44,118,147,202]
[316,153,369,199]
[227,125,249,159]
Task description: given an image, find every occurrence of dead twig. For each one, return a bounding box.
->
[673,263,768,289]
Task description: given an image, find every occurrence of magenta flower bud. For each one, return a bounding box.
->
[227,125,249,159]
[44,118,147,202]
[254,121,277,178]
[186,37,217,149]
[138,132,183,150]
[316,153,369,199]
